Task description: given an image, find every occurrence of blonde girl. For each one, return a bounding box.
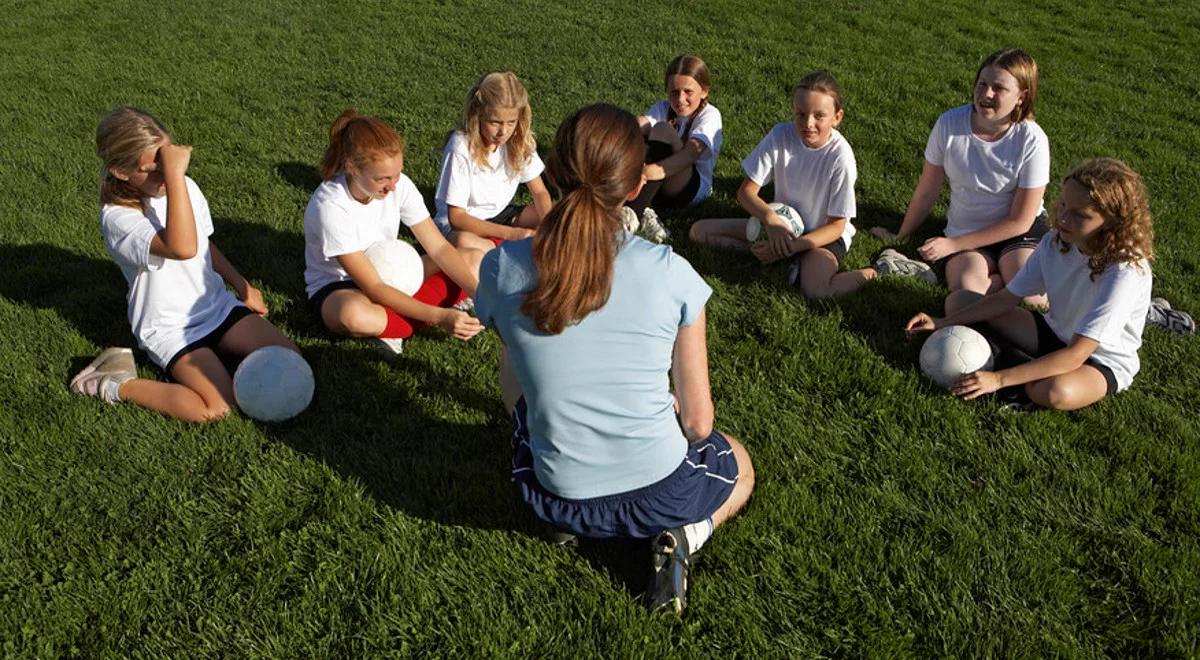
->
[304,110,483,356]
[433,71,552,253]
[70,107,299,422]
[475,104,754,613]
[906,158,1156,410]
[873,49,1050,302]
[690,72,925,298]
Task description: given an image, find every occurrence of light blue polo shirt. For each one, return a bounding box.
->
[476,234,712,500]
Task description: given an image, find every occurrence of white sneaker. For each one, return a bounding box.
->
[371,336,404,358]
[619,206,639,233]
[640,207,669,243]
[70,347,137,404]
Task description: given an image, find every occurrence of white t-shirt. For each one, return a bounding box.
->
[924,104,1050,237]
[100,177,241,369]
[742,123,857,249]
[1006,231,1151,391]
[433,131,545,235]
[642,100,723,206]
[304,174,431,297]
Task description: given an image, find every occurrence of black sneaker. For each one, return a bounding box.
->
[646,527,691,613]
[543,524,578,547]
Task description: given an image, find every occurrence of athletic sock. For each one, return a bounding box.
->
[681,517,713,552]
[380,309,415,339]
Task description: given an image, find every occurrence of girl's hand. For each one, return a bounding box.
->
[643,163,667,181]
[750,240,786,264]
[905,313,940,338]
[157,143,193,179]
[870,226,898,241]
[506,226,535,241]
[240,283,269,316]
[437,309,484,341]
[951,370,1003,400]
[764,221,796,261]
[917,236,957,262]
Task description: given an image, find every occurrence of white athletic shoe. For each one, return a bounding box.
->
[640,207,670,243]
[70,347,137,404]
[371,336,404,358]
[619,206,639,234]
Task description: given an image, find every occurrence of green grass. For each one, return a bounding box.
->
[2,0,1198,655]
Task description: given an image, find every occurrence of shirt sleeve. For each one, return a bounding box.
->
[395,175,432,227]
[1074,264,1148,344]
[1005,235,1050,298]
[686,105,721,155]
[1017,124,1051,189]
[667,250,712,328]
[186,177,215,238]
[643,100,669,127]
[440,134,472,210]
[102,205,164,272]
[474,249,500,328]
[519,150,545,184]
[742,128,777,187]
[923,113,948,167]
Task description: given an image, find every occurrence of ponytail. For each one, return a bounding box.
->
[521,104,646,334]
[319,109,405,181]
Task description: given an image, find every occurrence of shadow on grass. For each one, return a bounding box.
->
[0,242,132,348]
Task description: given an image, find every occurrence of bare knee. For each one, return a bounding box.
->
[689,221,707,243]
[332,303,383,336]
[647,122,680,147]
[182,399,232,423]
[944,289,984,315]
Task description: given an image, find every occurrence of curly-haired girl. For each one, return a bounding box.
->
[905,158,1159,410]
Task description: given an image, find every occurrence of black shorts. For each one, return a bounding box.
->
[644,139,701,210]
[488,204,525,226]
[975,212,1049,264]
[308,280,359,321]
[818,237,849,266]
[164,305,254,374]
[1031,312,1119,396]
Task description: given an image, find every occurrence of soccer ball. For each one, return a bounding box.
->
[919,325,996,389]
[745,202,806,242]
[364,239,424,295]
[234,346,315,422]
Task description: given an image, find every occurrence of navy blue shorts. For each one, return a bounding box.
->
[164,305,254,374]
[488,204,525,226]
[509,398,739,539]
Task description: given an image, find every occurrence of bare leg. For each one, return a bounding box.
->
[797,248,876,299]
[945,250,995,294]
[513,205,542,229]
[710,432,754,529]
[1026,366,1109,410]
[999,247,1048,309]
[321,289,388,337]
[116,348,233,423]
[944,289,1040,353]
[689,218,752,252]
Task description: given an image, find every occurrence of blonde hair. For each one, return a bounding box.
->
[319,110,406,181]
[1053,158,1153,279]
[794,71,844,112]
[96,106,170,209]
[521,104,646,334]
[975,48,1038,123]
[461,71,535,172]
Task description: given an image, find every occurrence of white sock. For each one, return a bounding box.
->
[681,517,713,552]
[102,377,124,404]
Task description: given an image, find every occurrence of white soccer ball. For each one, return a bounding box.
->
[234,346,315,422]
[919,325,996,389]
[745,202,807,242]
[364,239,424,295]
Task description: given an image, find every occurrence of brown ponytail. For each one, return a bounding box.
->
[521,104,646,334]
[318,109,405,180]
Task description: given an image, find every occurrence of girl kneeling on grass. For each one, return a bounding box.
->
[906,158,1154,411]
[433,71,552,253]
[71,107,299,422]
[304,110,484,357]
[475,104,754,614]
[689,72,928,298]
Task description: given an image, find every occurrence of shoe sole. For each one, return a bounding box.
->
[70,347,134,392]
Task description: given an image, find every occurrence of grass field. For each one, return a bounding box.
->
[2,0,1199,655]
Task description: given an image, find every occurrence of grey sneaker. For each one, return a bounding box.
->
[645,527,691,613]
[619,206,639,234]
[70,347,137,404]
[1146,297,1195,335]
[371,336,404,358]
[874,248,937,285]
[639,207,670,243]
